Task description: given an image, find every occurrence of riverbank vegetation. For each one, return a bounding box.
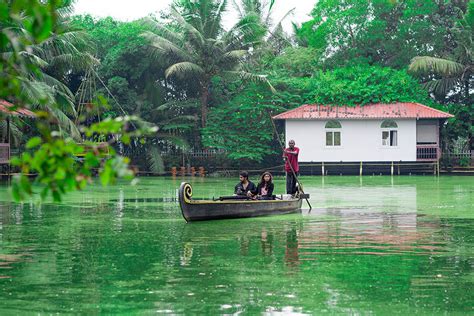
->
[1,0,472,199]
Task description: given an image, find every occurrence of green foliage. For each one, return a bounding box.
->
[1,1,157,201]
[142,0,274,127]
[458,156,471,167]
[268,47,321,77]
[3,0,471,190]
[272,64,435,106]
[204,62,437,162]
[70,15,192,172]
[11,110,157,201]
[1,2,97,141]
[408,3,472,104]
[146,147,165,174]
[203,83,283,161]
[70,15,162,113]
[297,0,467,69]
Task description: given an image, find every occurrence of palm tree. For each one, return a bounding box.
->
[2,1,97,140]
[142,0,274,128]
[233,0,294,45]
[27,17,98,139]
[409,5,472,103]
[232,0,295,69]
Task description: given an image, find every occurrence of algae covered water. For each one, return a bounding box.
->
[0,176,472,314]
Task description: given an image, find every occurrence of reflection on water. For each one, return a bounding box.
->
[0,176,472,314]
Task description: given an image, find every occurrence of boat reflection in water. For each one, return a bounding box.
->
[180,184,437,262]
[176,183,471,314]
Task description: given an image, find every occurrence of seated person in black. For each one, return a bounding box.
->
[234,171,256,197]
[253,171,275,200]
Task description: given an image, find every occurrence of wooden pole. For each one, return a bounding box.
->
[359,161,363,176]
[6,117,10,180]
[6,117,10,145]
[268,113,312,210]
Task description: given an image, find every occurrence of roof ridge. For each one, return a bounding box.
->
[273,102,454,119]
[409,102,454,117]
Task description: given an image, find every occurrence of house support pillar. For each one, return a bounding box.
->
[359,161,363,176]
[391,162,394,176]
[321,162,325,176]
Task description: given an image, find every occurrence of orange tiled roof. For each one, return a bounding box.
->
[0,100,35,117]
[272,103,454,120]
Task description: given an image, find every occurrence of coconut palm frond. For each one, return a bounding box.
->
[223,70,276,93]
[46,106,81,140]
[223,15,263,49]
[132,117,158,131]
[423,77,461,95]
[270,7,295,32]
[40,72,75,100]
[19,51,49,68]
[0,120,24,146]
[54,90,78,117]
[153,99,200,112]
[37,36,84,61]
[48,52,99,72]
[208,0,228,38]
[141,18,184,44]
[170,6,205,45]
[19,78,57,105]
[157,133,191,149]
[159,115,198,127]
[7,121,24,146]
[142,31,193,62]
[165,62,205,79]
[222,49,248,60]
[146,146,165,174]
[409,56,464,76]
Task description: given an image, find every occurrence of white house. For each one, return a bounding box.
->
[273,103,454,163]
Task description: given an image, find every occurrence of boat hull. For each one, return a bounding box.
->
[179,182,303,222]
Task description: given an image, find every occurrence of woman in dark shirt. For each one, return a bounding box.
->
[254,171,274,200]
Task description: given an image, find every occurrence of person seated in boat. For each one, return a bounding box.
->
[252,171,275,200]
[234,171,256,197]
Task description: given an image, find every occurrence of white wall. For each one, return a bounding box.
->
[285,119,417,162]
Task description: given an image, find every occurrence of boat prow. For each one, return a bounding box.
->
[179,182,304,222]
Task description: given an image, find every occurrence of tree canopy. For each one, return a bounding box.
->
[1,0,472,198]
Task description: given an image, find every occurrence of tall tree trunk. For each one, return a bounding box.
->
[200,80,210,128]
[466,79,473,149]
[465,78,470,105]
[464,78,474,149]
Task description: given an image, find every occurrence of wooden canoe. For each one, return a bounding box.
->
[179,182,304,222]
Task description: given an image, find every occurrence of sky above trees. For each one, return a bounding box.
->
[72,0,316,30]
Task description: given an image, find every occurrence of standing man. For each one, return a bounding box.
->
[283,140,300,195]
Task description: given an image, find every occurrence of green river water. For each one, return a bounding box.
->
[0,176,472,314]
